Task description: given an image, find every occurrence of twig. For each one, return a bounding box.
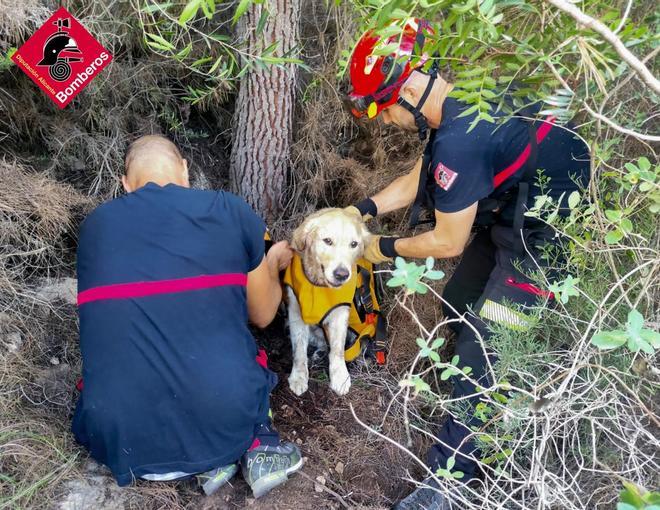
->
[583,102,660,142]
[297,470,350,509]
[543,0,660,94]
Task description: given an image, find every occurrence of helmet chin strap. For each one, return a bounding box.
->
[396,69,437,141]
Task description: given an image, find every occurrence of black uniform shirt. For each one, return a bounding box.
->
[429,97,590,224]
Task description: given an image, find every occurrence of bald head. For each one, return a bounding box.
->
[122,135,189,192]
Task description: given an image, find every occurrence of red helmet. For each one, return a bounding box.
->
[346,19,435,119]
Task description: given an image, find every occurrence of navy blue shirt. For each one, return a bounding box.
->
[429,97,590,223]
[72,183,273,486]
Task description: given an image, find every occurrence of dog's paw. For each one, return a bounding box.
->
[329,364,351,396]
[288,371,309,396]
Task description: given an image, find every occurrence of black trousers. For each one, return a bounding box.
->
[427,224,554,479]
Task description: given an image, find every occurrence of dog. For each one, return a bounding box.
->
[284,208,372,396]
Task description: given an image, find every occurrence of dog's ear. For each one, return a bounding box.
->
[291,217,319,252]
[291,222,308,252]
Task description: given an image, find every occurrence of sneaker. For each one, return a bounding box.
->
[394,477,452,510]
[241,441,303,498]
[197,463,239,496]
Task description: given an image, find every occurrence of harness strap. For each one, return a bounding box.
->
[353,265,374,322]
[409,131,436,227]
[512,112,540,255]
[397,69,437,141]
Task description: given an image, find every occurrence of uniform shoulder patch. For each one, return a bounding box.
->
[433,162,458,191]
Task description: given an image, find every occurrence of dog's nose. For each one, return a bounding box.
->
[333,266,350,283]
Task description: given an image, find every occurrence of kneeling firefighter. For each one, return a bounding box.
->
[343,18,590,509]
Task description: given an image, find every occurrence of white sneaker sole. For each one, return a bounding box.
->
[250,457,304,498]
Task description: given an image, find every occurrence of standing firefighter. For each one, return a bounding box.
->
[344,19,590,509]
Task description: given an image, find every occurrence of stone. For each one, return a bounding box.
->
[56,475,127,510]
[2,331,23,353]
[314,475,326,493]
[35,278,77,305]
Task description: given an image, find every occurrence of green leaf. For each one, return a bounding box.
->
[145,32,175,51]
[451,355,460,365]
[616,504,636,510]
[637,156,651,172]
[175,43,192,60]
[386,276,406,287]
[179,0,200,26]
[591,330,627,350]
[640,329,660,349]
[425,270,445,280]
[620,218,633,233]
[431,337,445,349]
[452,470,465,479]
[568,190,580,209]
[605,209,622,223]
[425,257,435,270]
[233,0,253,24]
[627,335,654,355]
[416,337,427,349]
[446,456,455,470]
[141,2,174,14]
[605,229,624,244]
[256,7,269,34]
[626,309,644,337]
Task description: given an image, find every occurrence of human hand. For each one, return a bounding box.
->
[266,240,294,271]
[344,198,377,221]
[363,235,393,264]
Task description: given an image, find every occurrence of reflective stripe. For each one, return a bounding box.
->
[479,299,532,331]
[77,273,247,306]
[493,116,556,188]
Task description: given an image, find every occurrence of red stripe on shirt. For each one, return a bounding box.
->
[77,273,247,306]
[493,116,556,189]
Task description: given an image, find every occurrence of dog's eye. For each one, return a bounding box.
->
[350,241,358,248]
[323,238,333,246]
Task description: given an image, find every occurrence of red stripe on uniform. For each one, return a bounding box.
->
[493,116,556,189]
[77,273,247,306]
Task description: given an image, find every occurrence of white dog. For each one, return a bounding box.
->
[284,208,371,396]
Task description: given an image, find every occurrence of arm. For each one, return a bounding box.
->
[394,204,476,259]
[246,241,292,328]
[370,157,423,215]
[394,202,477,259]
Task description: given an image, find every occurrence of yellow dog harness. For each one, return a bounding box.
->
[283,253,387,364]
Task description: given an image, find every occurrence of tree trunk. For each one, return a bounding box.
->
[230,0,300,222]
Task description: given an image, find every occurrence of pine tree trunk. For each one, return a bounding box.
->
[230,0,300,222]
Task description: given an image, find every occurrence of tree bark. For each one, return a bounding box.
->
[230,0,300,222]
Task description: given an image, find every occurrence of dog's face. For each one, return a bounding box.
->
[291,208,371,288]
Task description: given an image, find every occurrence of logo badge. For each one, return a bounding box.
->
[11,7,112,108]
[434,162,458,191]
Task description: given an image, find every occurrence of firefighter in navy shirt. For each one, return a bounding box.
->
[344,20,590,509]
[72,135,303,498]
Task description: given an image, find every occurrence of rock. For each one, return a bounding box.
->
[33,364,72,405]
[35,278,77,305]
[335,462,344,476]
[2,331,23,353]
[314,475,326,493]
[56,474,127,510]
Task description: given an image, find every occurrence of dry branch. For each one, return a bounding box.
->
[544,0,660,94]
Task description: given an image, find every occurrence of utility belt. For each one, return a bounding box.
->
[409,111,557,256]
